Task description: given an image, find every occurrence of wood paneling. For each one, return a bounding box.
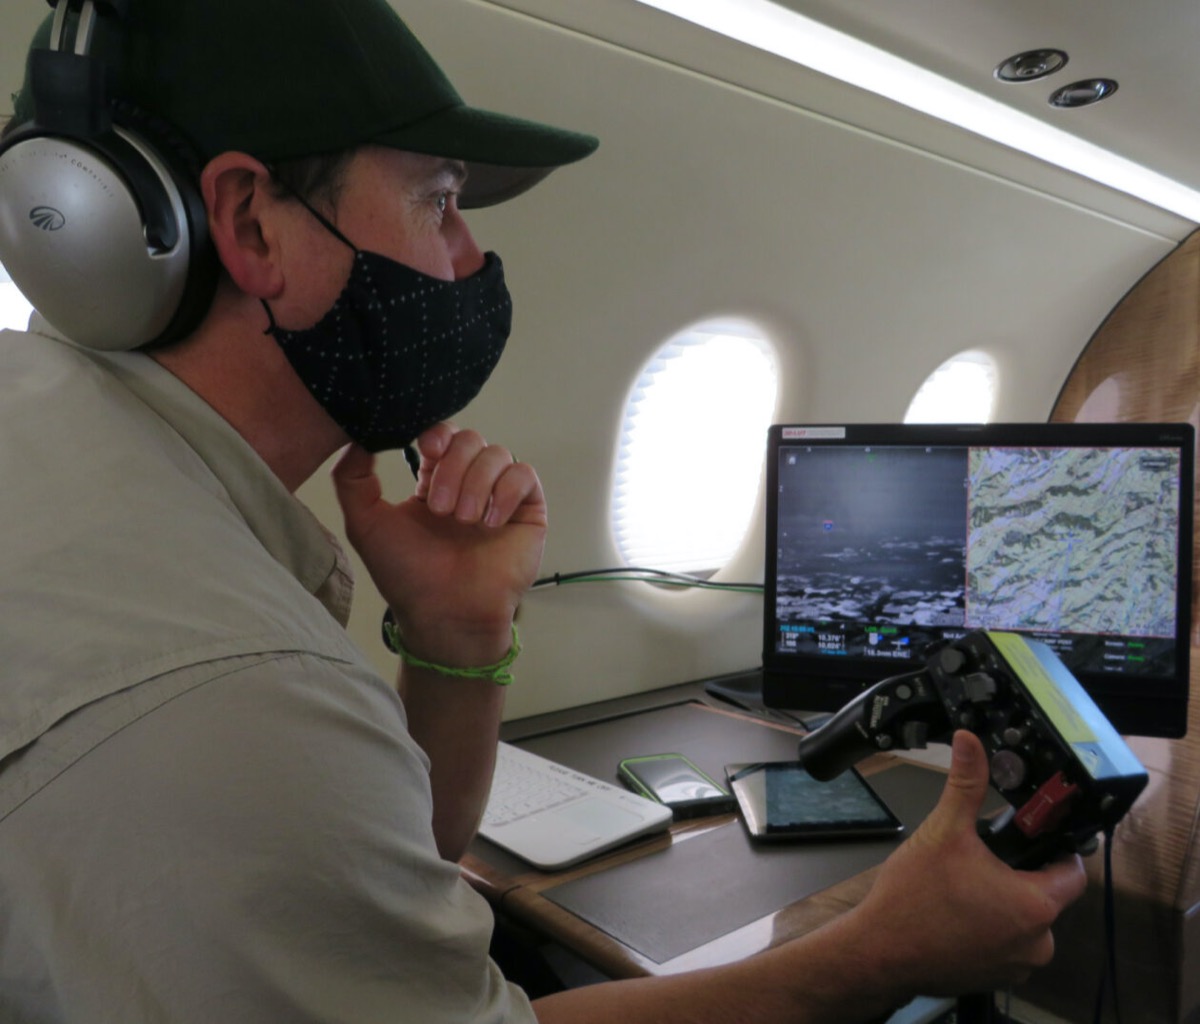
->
[1023,229,1200,1024]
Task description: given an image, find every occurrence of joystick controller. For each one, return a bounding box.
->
[796,630,1148,869]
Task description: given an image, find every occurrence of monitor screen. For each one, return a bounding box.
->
[761,422,1194,738]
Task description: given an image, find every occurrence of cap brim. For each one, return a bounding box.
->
[372,104,599,208]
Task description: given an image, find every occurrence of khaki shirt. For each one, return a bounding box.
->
[0,325,533,1023]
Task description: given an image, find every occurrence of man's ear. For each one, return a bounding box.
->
[200,152,285,300]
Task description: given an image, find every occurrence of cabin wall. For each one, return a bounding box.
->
[295,0,1193,718]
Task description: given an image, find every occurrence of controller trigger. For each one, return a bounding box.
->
[899,720,929,749]
[1013,771,1079,838]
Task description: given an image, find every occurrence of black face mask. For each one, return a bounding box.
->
[262,202,512,453]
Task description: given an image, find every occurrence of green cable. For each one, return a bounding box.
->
[532,567,763,595]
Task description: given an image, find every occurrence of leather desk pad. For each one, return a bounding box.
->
[516,703,946,964]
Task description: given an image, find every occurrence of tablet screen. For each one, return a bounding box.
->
[727,761,904,841]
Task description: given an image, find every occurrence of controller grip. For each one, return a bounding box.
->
[797,671,943,781]
[796,694,877,781]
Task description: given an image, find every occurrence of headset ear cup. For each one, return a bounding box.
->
[0,107,217,351]
[113,102,219,349]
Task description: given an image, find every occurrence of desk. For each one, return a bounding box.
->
[461,677,951,980]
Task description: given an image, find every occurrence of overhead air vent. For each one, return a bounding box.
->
[994,49,1069,83]
[1049,78,1119,109]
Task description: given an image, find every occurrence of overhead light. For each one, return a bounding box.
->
[632,0,1200,223]
[995,49,1069,84]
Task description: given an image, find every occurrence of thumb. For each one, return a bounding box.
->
[331,443,383,533]
[936,729,992,826]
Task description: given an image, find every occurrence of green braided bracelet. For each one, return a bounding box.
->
[382,611,521,686]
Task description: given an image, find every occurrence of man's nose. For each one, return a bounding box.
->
[449,210,486,280]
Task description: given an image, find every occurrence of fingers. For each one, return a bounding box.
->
[423,431,506,518]
[414,424,547,528]
[998,854,1083,978]
[412,422,457,499]
[477,459,547,528]
[1033,853,1088,915]
[1005,853,1084,970]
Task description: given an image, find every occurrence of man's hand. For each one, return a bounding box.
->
[332,423,547,666]
[332,425,546,859]
[843,731,1088,1002]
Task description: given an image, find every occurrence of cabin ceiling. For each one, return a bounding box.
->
[2,1,1197,203]
[774,0,1200,196]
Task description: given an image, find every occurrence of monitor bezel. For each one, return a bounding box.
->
[761,422,1194,739]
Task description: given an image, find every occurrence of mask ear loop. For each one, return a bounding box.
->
[258,163,359,335]
[261,161,359,251]
[285,191,359,253]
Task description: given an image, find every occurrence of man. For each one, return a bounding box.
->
[0,1,1085,1021]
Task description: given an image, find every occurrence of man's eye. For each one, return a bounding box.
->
[435,192,449,214]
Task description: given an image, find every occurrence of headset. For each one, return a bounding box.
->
[0,0,217,350]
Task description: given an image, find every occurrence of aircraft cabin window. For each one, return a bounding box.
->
[904,349,998,424]
[0,264,33,332]
[611,319,778,579]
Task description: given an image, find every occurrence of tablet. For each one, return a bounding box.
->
[726,760,904,842]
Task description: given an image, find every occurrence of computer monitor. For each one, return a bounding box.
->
[761,422,1194,738]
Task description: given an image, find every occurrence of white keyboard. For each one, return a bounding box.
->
[479,742,673,870]
[484,744,593,826]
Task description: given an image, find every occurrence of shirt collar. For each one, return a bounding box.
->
[28,317,341,600]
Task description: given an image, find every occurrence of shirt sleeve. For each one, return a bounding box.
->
[2,652,538,1024]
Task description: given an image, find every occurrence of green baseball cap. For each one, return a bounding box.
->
[13,0,598,208]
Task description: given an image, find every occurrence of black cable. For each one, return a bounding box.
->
[1092,824,1120,1024]
[402,444,420,480]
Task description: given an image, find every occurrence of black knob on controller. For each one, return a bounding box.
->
[1003,725,1028,747]
[939,647,967,674]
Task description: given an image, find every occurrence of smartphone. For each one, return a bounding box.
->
[725,761,904,842]
[617,753,737,818]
